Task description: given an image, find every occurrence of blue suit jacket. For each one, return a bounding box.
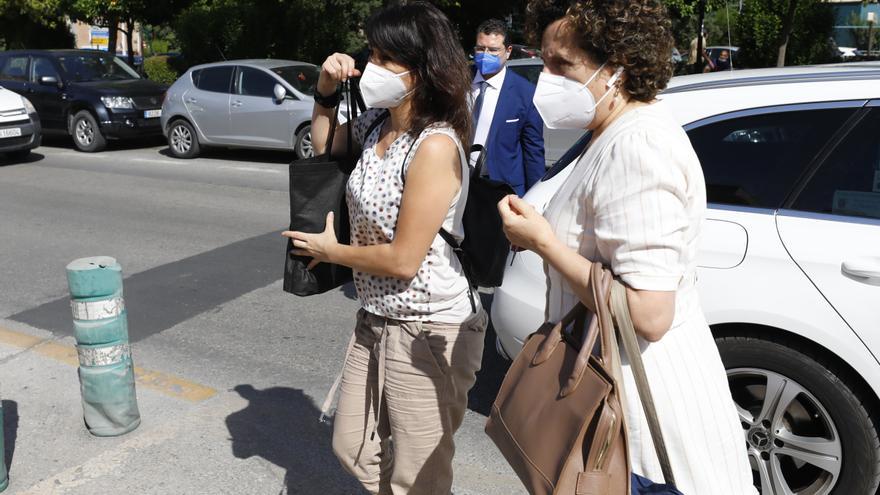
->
[480,69,545,196]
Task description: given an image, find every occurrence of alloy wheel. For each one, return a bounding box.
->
[75,118,94,146]
[171,124,192,155]
[729,368,842,494]
[298,131,314,158]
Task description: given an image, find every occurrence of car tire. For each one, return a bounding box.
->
[716,334,880,495]
[71,110,106,152]
[167,119,200,159]
[294,125,314,160]
[5,149,31,161]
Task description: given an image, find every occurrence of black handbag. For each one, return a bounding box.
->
[438,144,514,290]
[282,81,361,296]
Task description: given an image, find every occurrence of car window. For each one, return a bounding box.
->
[30,57,60,82]
[687,108,855,208]
[792,108,880,221]
[236,67,277,98]
[507,63,542,85]
[56,54,139,82]
[270,65,317,96]
[541,131,591,181]
[192,66,234,93]
[0,56,29,82]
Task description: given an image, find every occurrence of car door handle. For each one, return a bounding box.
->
[231,100,243,107]
[185,97,197,103]
[842,259,880,280]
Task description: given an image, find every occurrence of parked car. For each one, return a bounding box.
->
[0,49,167,152]
[492,62,880,495]
[161,59,334,159]
[0,86,40,160]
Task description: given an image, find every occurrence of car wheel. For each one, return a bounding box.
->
[167,119,200,159]
[71,110,106,152]
[716,335,880,495]
[294,125,314,159]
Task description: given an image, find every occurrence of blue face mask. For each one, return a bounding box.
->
[474,52,503,75]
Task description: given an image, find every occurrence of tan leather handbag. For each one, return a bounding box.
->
[485,263,675,494]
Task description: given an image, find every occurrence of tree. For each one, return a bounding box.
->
[70,0,194,64]
[0,0,74,49]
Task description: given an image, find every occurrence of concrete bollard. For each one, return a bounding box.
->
[0,398,7,492]
[66,256,141,437]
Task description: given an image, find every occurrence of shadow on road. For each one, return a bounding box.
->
[3,400,18,476]
[467,293,511,417]
[39,135,165,152]
[0,152,44,167]
[10,230,286,342]
[158,146,295,165]
[226,385,366,495]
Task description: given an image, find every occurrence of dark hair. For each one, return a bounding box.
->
[526,0,674,102]
[365,2,472,144]
[477,19,509,46]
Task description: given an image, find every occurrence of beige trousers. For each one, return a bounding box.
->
[331,309,487,495]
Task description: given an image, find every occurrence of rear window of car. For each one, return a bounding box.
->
[192,66,233,93]
[687,108,856,208]
[0,55,29,82]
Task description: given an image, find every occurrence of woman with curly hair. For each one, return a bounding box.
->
[497,1,757,493]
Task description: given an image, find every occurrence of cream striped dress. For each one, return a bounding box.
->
[543,103,757,494]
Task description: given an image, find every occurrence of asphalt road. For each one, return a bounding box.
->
[0,137,522,494]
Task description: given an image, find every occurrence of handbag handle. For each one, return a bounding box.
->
[610,281,677,487]
[532,264,614,399]
[323,81,360,163]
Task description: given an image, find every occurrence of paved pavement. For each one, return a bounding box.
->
[0,138,524,494]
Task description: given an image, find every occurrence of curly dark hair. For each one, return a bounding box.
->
[526,0,674,102]
[365,2,472,144]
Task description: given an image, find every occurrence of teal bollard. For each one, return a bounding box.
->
[66,256,141,437]
[0,399,7,492]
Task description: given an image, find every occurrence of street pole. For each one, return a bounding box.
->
[694,0,708,74]
[66,256,141,437]
[869,12,876,60]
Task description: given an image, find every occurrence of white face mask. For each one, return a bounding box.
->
[533,64,624,129]
[359,62,413,109]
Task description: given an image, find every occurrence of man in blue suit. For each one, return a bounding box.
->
[471,19,545,197]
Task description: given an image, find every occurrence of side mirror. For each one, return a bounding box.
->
[273,83,288,103]
[39,75,60,87]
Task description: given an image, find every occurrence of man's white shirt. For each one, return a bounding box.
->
[470,66,506,165]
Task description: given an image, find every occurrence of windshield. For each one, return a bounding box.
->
[57,53,140,82]
[271,65,318,96]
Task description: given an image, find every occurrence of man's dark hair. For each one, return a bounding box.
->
[477,19,509,46]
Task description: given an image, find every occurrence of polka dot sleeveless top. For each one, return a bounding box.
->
[347,109,476,323]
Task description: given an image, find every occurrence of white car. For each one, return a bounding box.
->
[491,63,880,495]
[0,86,40,160]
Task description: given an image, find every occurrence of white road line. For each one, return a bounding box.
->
[218,165,284,174]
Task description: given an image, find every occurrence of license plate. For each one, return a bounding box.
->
[143,109,162,119]
[0,127,22,139]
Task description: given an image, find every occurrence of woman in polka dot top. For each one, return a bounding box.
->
[283,3,490,493]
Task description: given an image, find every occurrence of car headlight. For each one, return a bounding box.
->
[100,96,134,109]
[20,96,36,114]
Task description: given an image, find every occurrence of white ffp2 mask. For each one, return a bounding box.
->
[359,62,413,109]
[533,64,624,129]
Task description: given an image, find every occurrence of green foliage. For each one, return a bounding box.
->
[143,55,179,85]
[0,0,74,49]
[848,12,880,50]
[733,0,835,67]
[172,0,383,68]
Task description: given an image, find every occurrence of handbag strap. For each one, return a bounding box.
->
[323,81,359,163]
[609,281,676,487]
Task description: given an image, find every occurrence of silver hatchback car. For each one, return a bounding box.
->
[161,59,326,159]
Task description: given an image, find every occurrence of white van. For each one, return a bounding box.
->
[0,86,40,160]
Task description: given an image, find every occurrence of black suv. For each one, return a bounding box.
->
[0,49,167,152]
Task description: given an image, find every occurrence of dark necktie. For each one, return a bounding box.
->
[472,80,488,144]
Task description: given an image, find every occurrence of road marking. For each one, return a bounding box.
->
[0,325,216,403]
[218,165,285,174]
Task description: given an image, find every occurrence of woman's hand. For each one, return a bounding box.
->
[497,195,558,256]
[318,53,361,95]
[282,212,339,270]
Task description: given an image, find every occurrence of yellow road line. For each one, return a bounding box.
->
[0,325,216,403]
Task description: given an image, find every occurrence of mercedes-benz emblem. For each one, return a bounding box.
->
[150,97,157,105]
[749,429,771,449]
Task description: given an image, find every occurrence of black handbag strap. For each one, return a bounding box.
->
[323,81,360,163]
